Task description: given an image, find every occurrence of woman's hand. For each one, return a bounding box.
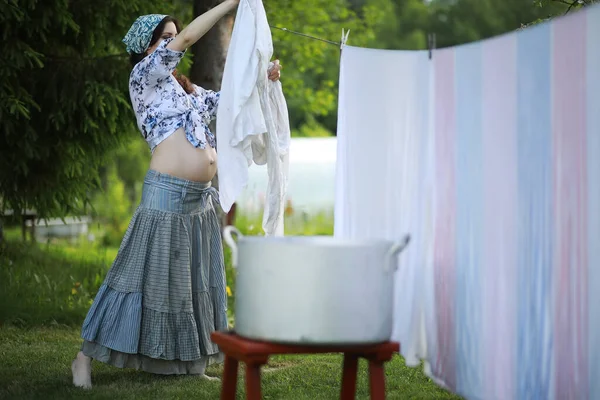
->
[268,60,282,82]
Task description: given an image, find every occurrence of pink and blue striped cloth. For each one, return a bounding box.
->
[335,5,599,400]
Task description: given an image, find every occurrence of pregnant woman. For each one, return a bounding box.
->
[71,3,282,388]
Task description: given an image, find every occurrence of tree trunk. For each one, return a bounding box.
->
[190,0,234,228]
[190,0,234,91]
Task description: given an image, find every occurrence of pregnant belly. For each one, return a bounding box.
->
[149,128,217,183]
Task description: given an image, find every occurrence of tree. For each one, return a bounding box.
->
[190,0,233,92]
[362,0,429,50]
[428,0,568,48]
[0,0,175,218]
[535,0,598,12]
[525,0,598,27]
[264,0,386,134]
[186,0,235,225]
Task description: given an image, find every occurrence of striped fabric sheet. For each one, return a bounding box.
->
[335,5,600,400]
[430,7,599,399]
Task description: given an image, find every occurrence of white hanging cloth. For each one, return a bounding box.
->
[217,0,291,236]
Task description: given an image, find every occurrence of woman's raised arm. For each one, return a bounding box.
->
[168,0,239,52]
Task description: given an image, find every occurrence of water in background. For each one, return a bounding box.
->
[236,137,337,216]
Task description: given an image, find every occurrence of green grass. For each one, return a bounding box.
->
[0,325,460,399]
[0,212,460,399]
[0,240,112,327]
[235,209,335,237]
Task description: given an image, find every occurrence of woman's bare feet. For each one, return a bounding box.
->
[71,351,92,389]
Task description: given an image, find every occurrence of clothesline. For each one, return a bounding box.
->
[270,25,437,59]
[269,25,341,46]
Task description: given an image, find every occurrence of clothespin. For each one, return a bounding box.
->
[340,29,350,50]
[427,33,436,60]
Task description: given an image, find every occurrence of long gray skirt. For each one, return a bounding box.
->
[80,170,228,375]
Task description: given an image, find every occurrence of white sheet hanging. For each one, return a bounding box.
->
[334,45,433,367]
[216,0,290,236]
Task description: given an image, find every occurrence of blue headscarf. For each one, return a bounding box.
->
[122,14,168,54]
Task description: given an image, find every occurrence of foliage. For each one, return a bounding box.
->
[534,0,598,10]
[112,137,151,205]
[265,0,386,134]
[291,117,333,138]
[362,0,429,50]
[526,0,598,27]
[0,240,110,326]
[428,0,569,48]
[92,165,133,247]
[0,0,175,218]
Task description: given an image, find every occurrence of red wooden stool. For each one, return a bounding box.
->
[211,331,400,400]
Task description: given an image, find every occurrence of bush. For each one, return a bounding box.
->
[92,166,132,247]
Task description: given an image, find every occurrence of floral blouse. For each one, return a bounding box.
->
[128,38,220,152]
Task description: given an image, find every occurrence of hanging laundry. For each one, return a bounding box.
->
[335,45,432,368]
[217,0,290,236]
[588,8,600,400]
[334,5,600,400]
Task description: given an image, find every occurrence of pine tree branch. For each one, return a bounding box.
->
[565,0,579,13]
[550,0,591,14]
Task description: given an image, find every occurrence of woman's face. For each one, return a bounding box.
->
[147,21,178,55]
